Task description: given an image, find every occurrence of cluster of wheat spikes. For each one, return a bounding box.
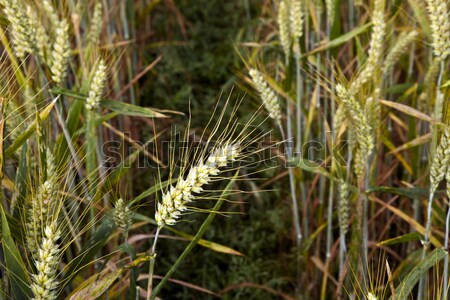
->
[1,0,450,299]
[0,0,270,298]
[247,0,450,298]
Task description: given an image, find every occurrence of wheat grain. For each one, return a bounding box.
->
[155,143,240,227]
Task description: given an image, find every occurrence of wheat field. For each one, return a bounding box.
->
[0,0,449,299]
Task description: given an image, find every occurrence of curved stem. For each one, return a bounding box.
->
[147,227,161,300]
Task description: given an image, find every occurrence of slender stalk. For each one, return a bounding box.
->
[361,155,373,295]
[146,227,161,300]
[294,43,308,242]
[419,61,445,300]
[279,124,302,248]
[419,190,436,300]
[434,61,445,123]
[443,196,450,300]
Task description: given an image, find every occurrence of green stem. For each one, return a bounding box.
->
[146,227,160,300]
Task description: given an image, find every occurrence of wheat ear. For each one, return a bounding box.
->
[1,0,35,59]
[351,1,386,92]
[88,2,104,45]
[86,59,108,110]
[290,0,304,39]
[383,31,418,75]
[50,19,71,84]
[114,198,133,237]
[155,143,240,227]
[30,223,60,300]
[278,0,291,58]
[426,0,450,60]
[249,69,282,125]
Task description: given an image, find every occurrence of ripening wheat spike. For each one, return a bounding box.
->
[50,19,71,84]
[249,69,282,125]
[278,0,291,58]
[155,143,240,227]
[426,0,450,60]
[86,59,108,110]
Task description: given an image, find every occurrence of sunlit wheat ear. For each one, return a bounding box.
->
[278,0,291,59]
[290,0,304,39]
[383,30,418,75]
[426,0,450,60]
[155,143,240,228]
[30,222,60,300]
[350,1,386,92]
[86,59,108,110]
[430,128,450,192]
[88,2,103,45]
[114,198,133,237]
[1,0,35,59]
[50,19,71,84]
[249,69,281,125]
[338,179,350,237]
